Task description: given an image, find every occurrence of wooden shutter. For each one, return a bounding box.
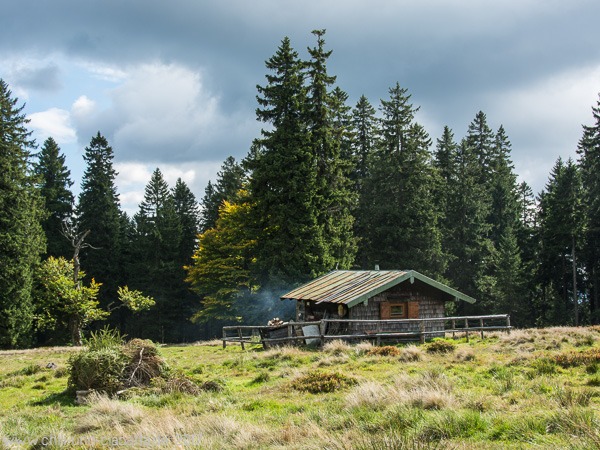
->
[380,302,391,320]
[407,301,419,319]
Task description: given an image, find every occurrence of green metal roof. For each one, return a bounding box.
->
[280,270,476,308]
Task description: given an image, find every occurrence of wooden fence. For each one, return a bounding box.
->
[222,314,511,349]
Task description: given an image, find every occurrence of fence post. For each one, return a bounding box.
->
[464,318,469,342]
[419,320,425,344]
[237,327,245,350]
[506,315,511,335]
[451,319,456,339]
[479,318,484,339]
[223,328,227,349]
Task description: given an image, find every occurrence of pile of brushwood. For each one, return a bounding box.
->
[68,327,198,397]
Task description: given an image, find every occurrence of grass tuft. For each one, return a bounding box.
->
[291,370,356,394]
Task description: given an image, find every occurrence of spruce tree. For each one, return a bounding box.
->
[0,80,46,348]
[351,95,377,184]
[34,137,74,258]
[352,95,378,268]
[199,156,245,233]
[76,132,122,305]
[361,83,444,276]
[172,178,200,266]
[537,158,584,325]
[131,168,186,342]
[433,126,458,256]
[245,36,322,286]
[577,93,600,322]
[305,29,357,271]
[488,126,520,246]
[443,138,493,310]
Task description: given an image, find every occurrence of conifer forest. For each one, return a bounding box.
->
[2,31,600,348]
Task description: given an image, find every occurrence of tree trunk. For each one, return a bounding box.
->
[70,316,82,346]
[572,235,578,326]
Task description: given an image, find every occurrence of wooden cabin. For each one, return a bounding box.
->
[280,270,476,337]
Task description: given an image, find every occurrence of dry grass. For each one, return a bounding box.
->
[354,341,374,355]
[367,345,401,357]
[76,392,145,433]
[261,345,308,360]
[192,339,223,346]
[399,345,424,362]
[346,371,455,411]
[323,339,353,355]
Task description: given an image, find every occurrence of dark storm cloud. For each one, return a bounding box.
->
[10,64,62,92]
[2,0,600,193]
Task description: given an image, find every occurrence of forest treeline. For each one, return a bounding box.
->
[1,30,599,348]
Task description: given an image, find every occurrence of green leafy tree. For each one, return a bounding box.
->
[35,256,106,346]
[186,196,257,335]
[35,257,155,345]
[34,137,74,258]
[0,79,46,348]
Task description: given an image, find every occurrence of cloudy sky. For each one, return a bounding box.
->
[2,0,599,215]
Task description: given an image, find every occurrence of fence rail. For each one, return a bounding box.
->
[222,314,511,349]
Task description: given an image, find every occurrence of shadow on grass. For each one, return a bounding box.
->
[31,389,76,407]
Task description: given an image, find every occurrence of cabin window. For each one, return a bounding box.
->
[381,300,419,320]
[390,302,407,318]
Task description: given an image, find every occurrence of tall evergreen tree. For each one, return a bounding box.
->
[433,126,459,256]
[444,138,493,310]
[577,93,600,322]
[305,29,357,271]
[0,80,46,348]
[76,132,122,305]
[465,111,496,183]
[352,95,378,268]
[351,95,377,184]
[199,156,245,233]
[537,158,584,325]
[172,178,200,266]
[360,83,444,276]
[34,137,74,258]
[131,168,188,342]
[488,126,520,246]
[245,36,322,287]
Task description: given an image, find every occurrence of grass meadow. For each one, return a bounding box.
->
[1,327,600,449]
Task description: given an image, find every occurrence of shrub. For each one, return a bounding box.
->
[85,326,125,351]
[68,335,168,394]
[291,370,356,394]
[424,338,456,354]
[68,347,128,393]
[367,346,401,357]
